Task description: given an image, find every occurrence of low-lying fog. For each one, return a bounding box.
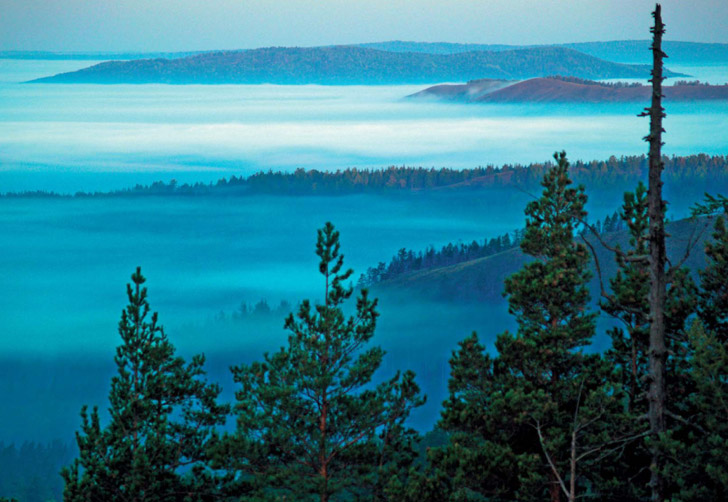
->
[0,185,709,442]
[1,59,727,193]
[1,58,727,444]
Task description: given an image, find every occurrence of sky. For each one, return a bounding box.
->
[1,0,727,53]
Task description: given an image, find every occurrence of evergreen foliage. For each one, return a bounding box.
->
[358,230,522,286]
[654,319,728,502]
[658,214,728,501]
[699,215,728,337]
[429,153,624,501]
[220,223,424,501]
[61,268,229,502]
[4,154,728,199]
[594,181,697,500]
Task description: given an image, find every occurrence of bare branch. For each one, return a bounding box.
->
[665,410,708,435]
[534,420,570,499]
[666,217,710,281]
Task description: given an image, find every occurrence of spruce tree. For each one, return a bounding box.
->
[62,267,229,502]
[221,222,424,501]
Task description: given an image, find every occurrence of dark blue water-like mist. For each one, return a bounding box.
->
[1,59,727,444]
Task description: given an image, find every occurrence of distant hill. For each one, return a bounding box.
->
[29,45,671,85]
[371,216,716,304]
[410,76,728,103]
[9,41,726,65]
[360,40,728,65]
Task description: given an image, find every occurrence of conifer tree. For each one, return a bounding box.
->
[595,181,696,501]
[221,222,424,502]
[699,215,728,339]
[656,214,728,501]
[62,268,229,502]
[602,183,650,414]
[656,319,728,502]
[431,153,623,502]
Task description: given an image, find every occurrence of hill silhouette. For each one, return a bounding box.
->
[410,76,728,103]
[30,46,671,85]
[361,40,728,65]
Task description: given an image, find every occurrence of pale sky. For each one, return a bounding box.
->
[1,0,727,52]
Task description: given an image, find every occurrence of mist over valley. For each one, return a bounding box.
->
[1,30,728,501]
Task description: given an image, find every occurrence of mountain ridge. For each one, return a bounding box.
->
[6,40,727,64]
[28,45,676,85]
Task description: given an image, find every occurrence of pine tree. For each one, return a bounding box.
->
[603,182,650,414]
[699,215,728,339]
[221,222,424,501]
[62,267,229,502]
[594,182,695,500]
[431,153,623,502]
[656,214,728,501]
[657,319,728,501]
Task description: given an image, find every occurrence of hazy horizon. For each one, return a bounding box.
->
[1,0,727,53]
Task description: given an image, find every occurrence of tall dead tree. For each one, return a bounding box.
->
[641,4,667,502]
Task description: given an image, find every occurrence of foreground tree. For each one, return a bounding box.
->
[656,213,728,501]
[221,222,424,501]
[595,181,697,501]
[62,268,229,502]
[430,153,624,502]
[699,214,728,339]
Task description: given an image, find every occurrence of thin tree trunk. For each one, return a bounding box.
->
[320,387,328,502]
[631,334,638,412]
[549,472,562,502]
[570,429,577,502]
[320,263,330,502]
[644,4,667,502]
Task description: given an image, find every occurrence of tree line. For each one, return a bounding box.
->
[357,230,523,286]
[547,75,643,88]
[3,154,727,198]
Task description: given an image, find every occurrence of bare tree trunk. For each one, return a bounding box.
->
[549,472,562,502]
[570,429,577,502]
[644,4,667,502]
